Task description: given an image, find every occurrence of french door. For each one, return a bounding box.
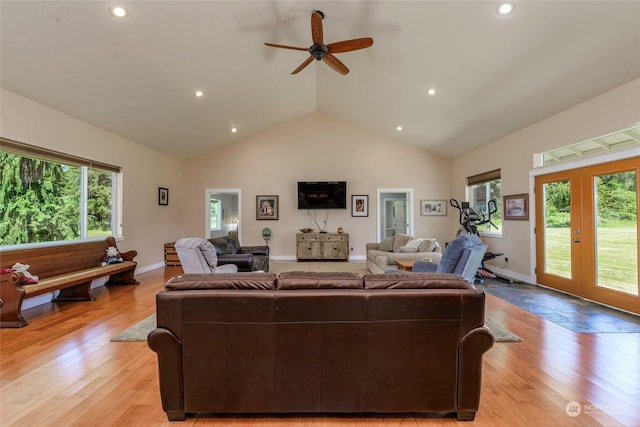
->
[535,157,639,315]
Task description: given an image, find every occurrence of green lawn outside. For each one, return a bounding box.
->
[544,226,638,295]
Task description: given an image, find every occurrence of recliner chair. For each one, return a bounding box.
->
[174,237,238,274]
[412,234,487,283]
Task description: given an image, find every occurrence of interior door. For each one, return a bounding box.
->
[535,158,639,315]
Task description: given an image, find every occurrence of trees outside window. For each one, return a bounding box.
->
[0,151,116,246]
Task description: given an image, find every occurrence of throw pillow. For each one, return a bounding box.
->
[379,236,394,252]
[392,234,413,252]
[405,238,425,248]
[398,246,418,253]
[418,238,437,252]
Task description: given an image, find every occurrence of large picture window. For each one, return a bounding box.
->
[0,138,121,247]
[467,169,503,235]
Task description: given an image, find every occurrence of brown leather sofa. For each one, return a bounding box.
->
[148,271,494,421]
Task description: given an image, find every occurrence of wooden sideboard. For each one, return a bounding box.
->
[296,233,349,261]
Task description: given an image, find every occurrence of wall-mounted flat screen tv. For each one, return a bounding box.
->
[298,181,347,209]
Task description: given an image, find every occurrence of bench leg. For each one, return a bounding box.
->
[53,282,94,302]
[105,267,140,286]
[0,285,28,328]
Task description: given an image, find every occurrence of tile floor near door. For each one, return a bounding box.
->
[477,279,640,333]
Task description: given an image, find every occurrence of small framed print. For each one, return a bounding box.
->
[420,199,446,216]
[352,195,368,217]
[503,193,529,220]
[256,195,279,220]
[158,187,169,206]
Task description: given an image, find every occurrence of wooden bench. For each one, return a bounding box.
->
[0,236,138,328]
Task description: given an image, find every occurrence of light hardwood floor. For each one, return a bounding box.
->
[1,265,638,426]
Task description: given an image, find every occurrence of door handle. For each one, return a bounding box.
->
[572,238,581,243]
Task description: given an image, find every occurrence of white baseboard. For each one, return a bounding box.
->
[270,255,366,262]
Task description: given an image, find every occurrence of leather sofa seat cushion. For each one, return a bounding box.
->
[277,271,363,289]
[364,273,473,290]
[166,273,277,290]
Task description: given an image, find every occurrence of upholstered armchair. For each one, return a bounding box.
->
[174,238,238,274]
[413,234,487,283]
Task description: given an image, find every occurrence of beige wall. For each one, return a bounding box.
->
[182,112,454,259]
[452,78,640,281]
[1,88,184,270]
[4,76,639,272]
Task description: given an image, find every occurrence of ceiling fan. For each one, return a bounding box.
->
[264,10,373,75]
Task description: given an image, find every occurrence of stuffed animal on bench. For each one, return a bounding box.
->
[101,246,123,266]
[11,263,39,284]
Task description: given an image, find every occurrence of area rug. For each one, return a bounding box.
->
[111,314,521,342]
[110,314,155,342]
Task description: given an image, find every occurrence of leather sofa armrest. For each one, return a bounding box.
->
[218,253,253,269]
[456,326,495,420]
[241,245,270,256]
[147,327,185,421]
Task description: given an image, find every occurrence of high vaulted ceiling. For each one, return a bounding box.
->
[2,1,639,160]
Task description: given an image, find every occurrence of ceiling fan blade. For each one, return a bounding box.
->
[291,56,315,74]
[323,53,349,75]
[264,42,310,52]
[311,11,323,45]
[328,37,374,53]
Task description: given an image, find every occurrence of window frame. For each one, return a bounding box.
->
[466,169,503,237]
[0,137,122,250]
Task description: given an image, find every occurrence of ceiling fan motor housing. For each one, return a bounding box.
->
[311,44,328,60]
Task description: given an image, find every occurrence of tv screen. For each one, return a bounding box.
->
[298,181,347,209]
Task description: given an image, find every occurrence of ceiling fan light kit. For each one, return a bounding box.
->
[264,10,373,75]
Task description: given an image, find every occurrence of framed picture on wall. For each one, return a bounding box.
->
[351,195,369,217]
[420,199,446,216]
[256,195,279,220]
[158,187,169,206]
[503,193,529,220]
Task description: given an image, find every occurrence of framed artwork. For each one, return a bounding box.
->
[256,195,279,220]
[420,199,446,216]
[158,187,169,206]
[503,193,529,220]
[351,195,369,217]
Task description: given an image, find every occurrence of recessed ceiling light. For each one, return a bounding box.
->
[231,127,238,133]
[427,88,436,96]
[110,6,127,18]
[497,2,515,16]
[194,90,204,97]
[396,125,403,131]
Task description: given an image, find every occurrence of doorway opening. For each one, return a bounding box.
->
[377,188,414,242]
[204,189,241,240]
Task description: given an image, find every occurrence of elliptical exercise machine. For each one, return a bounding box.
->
[449,199,513,284]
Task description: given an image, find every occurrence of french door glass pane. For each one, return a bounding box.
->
[593,171,638,296]
[543,180,572,279]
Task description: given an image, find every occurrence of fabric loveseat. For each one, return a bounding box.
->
[366,233,443,273]
[147,271,494,421]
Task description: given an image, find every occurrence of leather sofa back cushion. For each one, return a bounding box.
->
[165,273,276,290]
[363,273,473,289]
[277,271,363,289]
[208,237,236,254]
